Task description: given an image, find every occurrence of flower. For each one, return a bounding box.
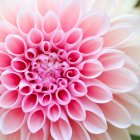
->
[0,0,140,140]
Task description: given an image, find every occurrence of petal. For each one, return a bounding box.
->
[36,0,60,16]
[78,36,103,56]
[0,90,20,109]
[39,41,52,54]
[1,108,25,134]
[39,93,52,106]
[115,94,140,126]
[1,70,21,90]
[68,80,87,97]
[100,100,132,128]
[86,79,112,103]
[92,0,117,15]
[5,34,27,56]
[50,113,72,140]
[46,102,61,122]
[55,88,71,105]
[11,57,29,73]
[103,24,134,48]
[22,94,38,112]
[98,49,125,71]
[79,11,110,37]
[98,68,139,93]
[93,132,111,140]
[66,98,86,121]
[25,48,38,61]
[16,9,35,35]
[70,120,90,140]
[27,109,45,133]
[78,59,103,79]
[60,0,82,31]
[107,124,131,140]
[0,51,12,70]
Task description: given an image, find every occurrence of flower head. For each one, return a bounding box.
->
[0,0,140,140]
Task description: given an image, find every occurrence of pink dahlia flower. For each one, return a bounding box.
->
[0,0,140,140]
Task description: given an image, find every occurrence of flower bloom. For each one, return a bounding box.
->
[0,0,140,139]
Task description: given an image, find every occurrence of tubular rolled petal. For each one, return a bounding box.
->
[78,36,103,56]
[66,98,86,121]
[51,29,66,49]
[39,93,52,106]
[25,48,38,61]
[55,88,71,105]
[66,50,82,65]
[46,102,61,122]
[22,94,38,112]
[63,67,80,81]
[24,71,38,81]
[56,78,68,87]
[39,41,52,54]
[79,11,110,38]
[78,59,104,79]
[1,70,21,90]
[68,80,87,97]
[0,108,25,134]
[65,28,83,51]
[27,109,45,133]
[11,57,29,73]
[5,34,27,56]
[60,0,82,32]
[19,80,33,95]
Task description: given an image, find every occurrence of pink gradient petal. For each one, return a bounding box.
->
[63,67,80,81]
[0,21,12,42]
[19,80,33,95]
[87,79,112,103]
[56,78,68,88]
[0,51,12,70]
[27,109,45,133]
[42,11,60,39]
[70,120,90,140]
[78,59,103,79]
[66,98,86,121]
[17,9,35,34]
[79,36,103,56]
[93,132,111,140]
[83,111,107,134]
[65,28,83,51]
[66,50,82,65]
[0,84,7,95]
[60,0,82,31]
[107,124,131,140]
[11,57,29,73]
[25,48,38,61]
[46,102,61,122]
[27,28,43,47]
[22,94,38,112]
[100,100,132,128]
[0,90,20,109]
[98,49,125,71]
[55,88,71,105]
[51,29,66,49]
[68,80,87,97]
[115,94,140,126]
[39,41,52,54]
[79,11,110,37]
[5,34,27,56]
[36,0,59,16]
[24,71,38,81]
[1,108,25,134]
[39,93,52,106]
[1,70,21,90]
[103,24,134,48]
[98,68,139,93]
[50,113,72,140]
